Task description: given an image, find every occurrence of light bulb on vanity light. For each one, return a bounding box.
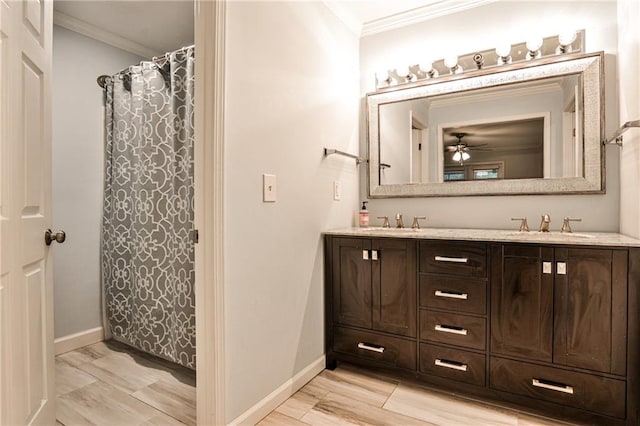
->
[375,69,391,88]
[526,36,543,60]
[395,66,413,82]
[419,61,439,78]
[495,43,512,65]
[557,29,577,54]
[444,55,462,74]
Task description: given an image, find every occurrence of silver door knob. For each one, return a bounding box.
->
[45,229,66,246]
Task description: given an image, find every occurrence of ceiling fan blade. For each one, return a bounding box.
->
[465,143,489,148]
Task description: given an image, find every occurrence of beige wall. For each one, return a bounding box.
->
[618,0,640,238]
[224,2,360,421]
[360,1,620,232]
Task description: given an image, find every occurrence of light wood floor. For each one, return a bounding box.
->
[57,343,574,425]
[261,363,576,426]
[55,340,196,425]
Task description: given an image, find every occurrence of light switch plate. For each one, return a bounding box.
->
[543,262,552,274]
[263,174,276,202]
[333,180,341,201]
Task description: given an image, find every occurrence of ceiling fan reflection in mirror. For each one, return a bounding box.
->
[444,133,492,164]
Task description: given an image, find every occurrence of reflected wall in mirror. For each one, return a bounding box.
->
[368,52,602,197]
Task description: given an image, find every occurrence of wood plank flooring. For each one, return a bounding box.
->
[57,343,574,425]
[55,340,196,426]
[261,363,577,426]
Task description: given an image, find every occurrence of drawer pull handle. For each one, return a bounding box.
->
[532,378,574,395]
[434,324,468,336]
[434,256,469,264]
[357,342,385,353]
[435,358,468,372]
[435,290,468,300]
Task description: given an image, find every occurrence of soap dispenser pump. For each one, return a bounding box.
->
[359,201,369,227]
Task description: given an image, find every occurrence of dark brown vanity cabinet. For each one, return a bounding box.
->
[327,236,417,370]
[491,245,627,372]
[325,234,640,425]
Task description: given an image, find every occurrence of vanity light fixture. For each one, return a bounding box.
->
[444,55,462,74]
[495,43,512,65]
[372,30,584,91]
[526,36,543,60]
[557,29,577,54]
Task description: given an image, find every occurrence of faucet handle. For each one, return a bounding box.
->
[411,216,427,229]
[377,216,390,228]
[561,217,582,233]
[511,217,529,232]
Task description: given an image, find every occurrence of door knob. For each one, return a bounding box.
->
[45,229,66,246]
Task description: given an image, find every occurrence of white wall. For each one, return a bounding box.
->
[618,0,640,238]
[360,1,620,232]
[52,25,143,338]
[224,2,359,421]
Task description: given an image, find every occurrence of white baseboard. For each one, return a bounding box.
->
[229,355,326,425]
[54,326,105,355]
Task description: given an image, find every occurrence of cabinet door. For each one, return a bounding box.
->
[554,248,627,375]
[332,238,372,328]
[372,239,417,337]
[491,245,553,361]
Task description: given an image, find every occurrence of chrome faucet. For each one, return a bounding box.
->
[395,213,405,228]
[561,217,582,233]
[377,216,391,228]
[539,214,551,232]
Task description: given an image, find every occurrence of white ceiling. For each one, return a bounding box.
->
[52,0,490,57]
[53,0,194,57]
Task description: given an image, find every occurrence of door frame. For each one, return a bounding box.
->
[194,1,226,424]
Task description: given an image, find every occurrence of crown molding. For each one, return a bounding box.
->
[53,10,157,59]
[361,0,499,37]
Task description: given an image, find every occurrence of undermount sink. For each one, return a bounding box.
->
[504,231,596,239]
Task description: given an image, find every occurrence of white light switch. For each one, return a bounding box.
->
[543,262,552,274]
[263,174,276,202]
[333,180,342,201]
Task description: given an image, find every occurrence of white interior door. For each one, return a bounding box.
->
[0,0,55,424]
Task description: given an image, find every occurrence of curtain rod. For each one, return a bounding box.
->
[96,44,195,89]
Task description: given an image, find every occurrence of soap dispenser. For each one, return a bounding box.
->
[359,201,370,227]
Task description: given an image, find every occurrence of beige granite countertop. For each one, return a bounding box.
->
[324,227,640,247]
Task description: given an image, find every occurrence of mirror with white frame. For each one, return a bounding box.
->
[367,52,604,197]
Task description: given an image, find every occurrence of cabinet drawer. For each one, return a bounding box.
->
[420,310,486,350]
[420,275,486,315]
[420,343,485,387]
[333,326,416,370]
[490,357,626,419]
[420,242,487,277]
